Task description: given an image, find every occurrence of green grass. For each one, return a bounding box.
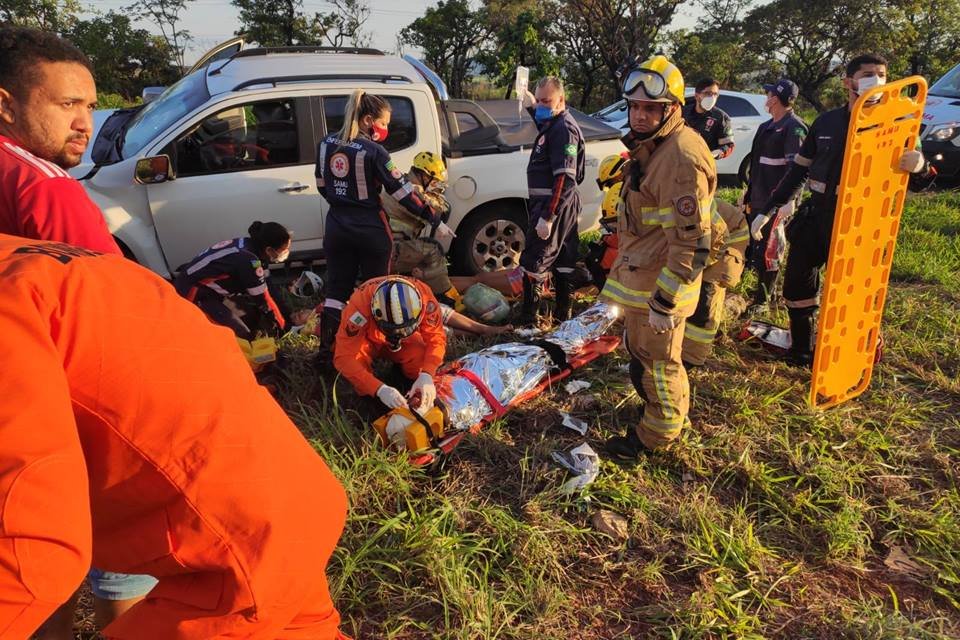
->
[274,191,960,639]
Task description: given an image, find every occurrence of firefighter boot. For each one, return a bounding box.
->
[553,271,573,323]
[786,306,815,367]
[520,275,543,327]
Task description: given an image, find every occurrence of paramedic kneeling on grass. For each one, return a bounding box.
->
[0,233,349,640]
[334,276,446,412]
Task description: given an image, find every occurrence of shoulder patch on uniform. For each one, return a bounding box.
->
[674,195,698,217]
[794,127,806,137]
[330,152,350,178]
[349,311,367,327]
[385,159,397,171]
[425,300,440,326]
[564,143,577,156]
[390,167,403,180]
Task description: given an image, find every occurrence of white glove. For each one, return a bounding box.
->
[750,213,771,241]
[899,149,925,173]
[408,372,436,411]
[535,216,553,240]
[648,308,677,334]
[376,384,406,410]
[521,89,536,109]
[434,222,456,241]
[777,200,796,217]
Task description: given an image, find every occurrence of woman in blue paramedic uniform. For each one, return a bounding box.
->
[314,89,438,357]
[174,220,291,339]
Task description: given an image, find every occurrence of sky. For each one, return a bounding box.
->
[84,0,700,64]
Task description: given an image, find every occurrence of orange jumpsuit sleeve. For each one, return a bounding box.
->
[416,285,447,376]
[0,282,92,638]
[333,290,382,397]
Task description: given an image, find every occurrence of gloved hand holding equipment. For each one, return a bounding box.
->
[750,210,773,241]
[648,308,678,333]
[433,221,456,241]
[535,216,553,240]
[899,149,925,173]
[408,371,436,410]
[377,384,407,409]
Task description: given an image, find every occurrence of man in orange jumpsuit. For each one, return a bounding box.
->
[334,276,446,412]
[0,234,349,640]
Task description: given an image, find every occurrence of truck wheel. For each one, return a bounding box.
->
[452,203,527,275]
[737,154,751,186]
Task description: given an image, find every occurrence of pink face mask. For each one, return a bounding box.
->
[371,123,389,142]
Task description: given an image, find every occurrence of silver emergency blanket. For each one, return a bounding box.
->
[440,302,620,431]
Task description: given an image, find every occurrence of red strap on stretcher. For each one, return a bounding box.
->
[454,368,507,417]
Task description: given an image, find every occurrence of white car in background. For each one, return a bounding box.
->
[592,88,769,184]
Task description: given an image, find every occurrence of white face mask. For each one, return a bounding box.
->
[856,75,886,103]
[273,248,290,263]
[700,94,718,111]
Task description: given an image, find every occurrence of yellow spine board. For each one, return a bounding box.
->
[811,76,927,409]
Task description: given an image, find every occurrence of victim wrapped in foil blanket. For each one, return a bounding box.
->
[437,302,621,432]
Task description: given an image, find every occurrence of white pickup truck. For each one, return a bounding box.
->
[77,45,625,277]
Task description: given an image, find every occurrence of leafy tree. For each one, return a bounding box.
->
[479,0,557,98]
[319,0,371,48]
[668,0,761,90]
[544,0,608,110]
[889,0,960,80]
[68,11,176,99]
[562,0,685,97]
[743,0,898,111]
[125,0,192,73]
[400,0,490,98]
[0,0,80,31]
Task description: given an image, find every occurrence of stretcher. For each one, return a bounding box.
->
[373,303,621,468]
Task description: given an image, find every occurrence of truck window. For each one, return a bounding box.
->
[174,99,300,177]
[322,95,417,152]
[122,71,210,159]
[717,95,760,117]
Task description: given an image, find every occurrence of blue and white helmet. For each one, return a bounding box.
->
[371,277,423,345]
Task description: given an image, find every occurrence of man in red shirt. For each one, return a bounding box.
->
[0,27,119,255]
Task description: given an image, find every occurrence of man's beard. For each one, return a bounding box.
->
[23,124,87,169]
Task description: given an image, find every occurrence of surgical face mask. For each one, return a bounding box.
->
[272,248,290,263]
[856,75,886,103]
[699,94,718,111]
[534,105,555,123]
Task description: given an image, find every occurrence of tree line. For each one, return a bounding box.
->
[402,0,960,113]
[2,0,958,112]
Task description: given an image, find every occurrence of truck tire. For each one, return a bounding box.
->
[451,202,527,275]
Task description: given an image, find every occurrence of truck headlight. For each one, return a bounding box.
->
[926,122,960,142]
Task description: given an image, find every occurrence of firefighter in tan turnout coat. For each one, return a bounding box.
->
[601,56,720,458]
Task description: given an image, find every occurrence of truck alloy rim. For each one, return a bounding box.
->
[472,218,524,271]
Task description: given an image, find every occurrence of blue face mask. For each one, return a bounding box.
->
[534,105,555,123]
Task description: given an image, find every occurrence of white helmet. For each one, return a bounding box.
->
[291,270,323,298]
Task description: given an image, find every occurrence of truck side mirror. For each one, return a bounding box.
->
[135,155,175,185]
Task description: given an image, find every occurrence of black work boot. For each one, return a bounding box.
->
[605,428,651,461]
[553,271,573,322]
[314,308,341,371]
[786,307,815,368]
[520,275,543,327]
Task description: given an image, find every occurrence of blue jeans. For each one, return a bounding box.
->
[87,568,158,601]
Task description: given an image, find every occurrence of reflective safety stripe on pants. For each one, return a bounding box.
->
[682,281,727,366]
[624,309,690,449]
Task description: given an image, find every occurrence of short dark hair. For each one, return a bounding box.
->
[0,27,92,99]
[846,53,887,78]
[695,78,719,93]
